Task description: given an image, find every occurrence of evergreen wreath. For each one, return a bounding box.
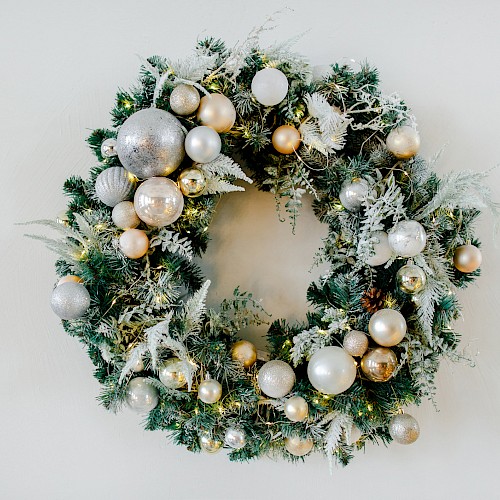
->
[30,27,498,468]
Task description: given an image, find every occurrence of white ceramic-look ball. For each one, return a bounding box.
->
[366,231,393,266]
[198,379,222,404]
[101,137,117,158]
[251,68,289,106]
[388,220,427,257]
[369,309,407,347]
[119,229,149,259]
[284,436,314,457]
[125,377,159,413]
[307,346,357,395]
[386,126,420,159]
[224,428,246,449]
[197,93,236,133]
[184,126,221,163]
[284,396,309,422]
[258,360,295,399]
[112,201,140,229]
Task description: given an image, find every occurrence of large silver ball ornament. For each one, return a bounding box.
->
[159,358,187,389]
[284,396,309,422]
[125,377,159,413]
[386,126,420,159]
[389,413,420,445]
[388,220,427,257]
[368,309,407,347]
[343,330,369,357]
[170,84,200,116]
[361,347,398,382]
[199,431,222,454]
[284,436,314,457]
[198,379,222,404]
[397,264,427,294]
[112,201,140,229]
[197,93,236,133]
[116,107,185,178]
[366,231,393,266]
[339,178,369,212]
[134,177,184,227]
[95,167,136,207]
[251,68,289,106]
[184,126,221,163]
[257,360,295,399]
[101,137,117,158]
[178,166,207,197]
[307,346,357,395]
[224,427,246,449]
[50,282,91,320]
[453,244,482,273]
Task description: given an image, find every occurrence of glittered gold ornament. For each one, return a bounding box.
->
[284,435,314,457]
[197,93,236,133]
[198,379,222,404]
[361,347,398,382]
[272,125,301,154]
[386,126,420,159]
[343,330,369,357]
[57,275,83,286]
[453,244,482,273]
[199,431,222,454]
[112,201,140,229]
[284,396,309,422]
[159,358,187,389]
[397,263,427,294]
[389,413,420,444]
[119,229,149,259]
[369,308,407,347]
[170,84,200,116]
[178,166,207,197]
[231,340,257,368]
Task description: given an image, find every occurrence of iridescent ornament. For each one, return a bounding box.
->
[397,264,427,294]
[57,275,83,286]
[272,125,301,154]
[388,220,427,257]
[116,107,185,178]
[453,244,482,273]
[258,360,295,399]
[251,68,289,106]
[368,309,407,347]
[134,177,184,227]
[199,431,222,454]
[307,346,357,395]
[386,126,420,159]
[112,201,140,229]
[50,282,91,320]
[389,413,420,444]
[284,436,314,457]
[231,340,257,368]
[178,166,207,197]
[101,137,117,158]
[184,126,221,163]
[361,347,398,382]
[198,379,222,404]
[339,178,369,212]
[119,229,149,259]
[224,427,246,449]
[197,93,236,133]
[366,231,393,266]
[95,167,136,207]
[125,377,159,413]
[159,358,186,389]
[342,330,369,357]
[284,396,309,422]
[170,84,200,116]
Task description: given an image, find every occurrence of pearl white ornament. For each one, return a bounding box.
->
[251,68,289,106]
[388,220,427,257]
[101,138,117,157]
[224,428,246,449]
[284,436,314,457]
[368,309,407,347]
[119,229,149,259]
[284,396,309,422]
[366,231,393,266]
[307,346,357,395]
[159,358,186,389]
[95,167,136,207]
[112,201,140,229]
[50,282,91,320]
[184,126,221,163]
[125,377,159,413]
[389,413,420,445]
[257,360,295,399]
[198,379,222,404]
[342,330,369,357]
[170,84,200,116]
[339,178,369,212]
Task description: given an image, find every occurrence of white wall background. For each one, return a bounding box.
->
[2,1,500,499]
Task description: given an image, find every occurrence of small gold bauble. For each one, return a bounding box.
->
[386,126,420,159]
[231,340,257,368]
[284,435,314,457]
[342,330,369,357]
[199,431,222,454]
[178,166,207,197]
[197,93,236,133]
[159,357,187,389]
[396,264,427,294]
[57,275,83,286]
[361,347,398,382]
[284,396,309,422]
[453,244,482,273]
[119,229,149,259]
[272,125,301,154]
[170,84,200,116]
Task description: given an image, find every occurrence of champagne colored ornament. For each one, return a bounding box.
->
[170,84,200,116]
[112,201,141,229]
[50,282,91,320]
[366,231,393,266]
[199,431,222,454]
[386,125,420,159]
[272,125,301,154]
[284,436,314,457]
[101,137,117,158]
[198,379,222,404]
[361,347,398,382]
[369,309,407,347]
[258,360,295,399]
[284,396,309,422]
[346,423,363,445]
[224,427,246,449]
[95,167,136,207]
[231,340,257,368]
[159,358,187,389]
[389,413,420,444]
[339,178,369,212]
[307,346,357,395]
[453,244,482,273]
[343,330,369,357]
[178,166,207,197]
[119,229,149,259]
[197,93,236,133]
[397,264,427,294]
[185,126,221,164]
[116,107,185,178]
[57,275,83,286]
[251,67,289,106]
[125,377,159,413]
[134,177,184,227]
[388,220,427,257]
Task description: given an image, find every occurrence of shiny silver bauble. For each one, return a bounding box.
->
[388,220,427,257]
[339,178,369,212]
[159,358,187,389]
[95,167,136,207]
[396,264,427,294]
[125,377,159,413]
[224,427,246,449]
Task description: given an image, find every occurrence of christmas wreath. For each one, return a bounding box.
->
[30,28,497,468]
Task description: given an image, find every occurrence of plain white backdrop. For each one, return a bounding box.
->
[2,1,500,499]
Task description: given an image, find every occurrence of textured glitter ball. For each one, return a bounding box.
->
[50,282,91,320]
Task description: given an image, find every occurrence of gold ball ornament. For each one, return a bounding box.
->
[386,125,421,159]
[231,340,257,368]
[170,84,200,116]
[453,244,482,273]
[119,229,149,259]
[272,125,301,154]
[361,347,398,382]
[199,431,222,454]
[284,396,309,422]
[397,263,427,294]
[57,275,83,286]
[197,93,236,133]
[159,357,187,389]
[389,413,420,445]
[178,166,207,197]
[198,379,222,404]
[284,436,314,457]
[342,330,369,357]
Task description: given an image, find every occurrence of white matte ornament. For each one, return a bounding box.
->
[112,201,140,229]
[101,137,117,158]
[184,126,221,163]
[251,67,289,106]
[125,377,159,413]
[198,379,222,404]
[386,126,420,159]
[159,358,187,389]
[388,220,427,257]
[307,346,357,395]
[224,428,246,449]
[366,231,393,266]
[339,178,369,212]
[369,309,407,347]
[258,360,295,398]
[389,413,420,444]
[95,167,136,207]
[170,84,200,116]
[284,396,309,422]
[119,229,149,259]
[50,282,91,320]
[284,436,314,457]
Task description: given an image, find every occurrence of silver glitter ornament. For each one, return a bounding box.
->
[343,330,369,357]
[389,413,420,444]
[284,396,309,422]
[125,377,159,413]
[101,138,117,158]
[184,126,221,163]
[397,264,427,294]
[198,379,222,404]
[178,166,207,197]
[199,431,222,454]
[284,436,314,457]
[170,84,200,116]
[159,358,186,389]
[95,167,136,207]
[339,178,369,212]
[369,308,407,347]
[388,220,427,257]
[134,177,184,227]
[116,108,185,178]
[258,360,295,399]
[224,427,246,449]
[112,201,140,229]
[50,282,91,320]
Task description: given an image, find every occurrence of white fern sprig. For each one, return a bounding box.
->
[318,412,353,472]
[181,280,210,339]
[150,229,193,261]
[118,343,148,384]
[200,154,252,183]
